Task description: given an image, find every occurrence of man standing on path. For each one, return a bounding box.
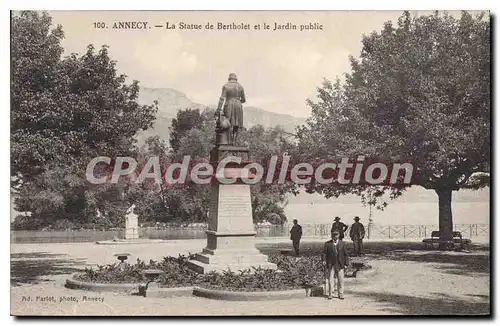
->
[350,216,365,256]
[331,216,348,240]
[290,219,303,256]
[323,230,349,300]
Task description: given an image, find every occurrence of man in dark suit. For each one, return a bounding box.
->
[290,219,303,256]
[349,216,365,256]
[322,230,349,300]
[331,216,348,240]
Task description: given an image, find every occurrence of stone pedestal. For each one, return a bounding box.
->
[125,205,139,240]
[188,146,277,273]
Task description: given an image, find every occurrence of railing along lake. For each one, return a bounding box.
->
[10,223,489,244]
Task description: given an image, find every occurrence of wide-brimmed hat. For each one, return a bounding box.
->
[354,216,360,221]
[334,216,340,221]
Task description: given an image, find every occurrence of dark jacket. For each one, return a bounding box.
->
[349,222,365,240]
[290,224,302,240]
[323,239,349,270]
[331,221,348,239]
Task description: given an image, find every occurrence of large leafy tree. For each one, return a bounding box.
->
[169,108,205,152]
[297,11,490,243]
[11,11,157,227]
[126,136,172,223]
[241,125,297,224]
[11,11,64,182]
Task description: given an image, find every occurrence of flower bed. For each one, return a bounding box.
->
[74,255,199,288]
[74,253,368,292]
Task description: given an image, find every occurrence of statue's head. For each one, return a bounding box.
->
[228,73,238,81]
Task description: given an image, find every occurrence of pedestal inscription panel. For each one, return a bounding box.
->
[214,184,254,233]
[188,146,276,273]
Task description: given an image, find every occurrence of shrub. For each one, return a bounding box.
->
[76,255,199,287]
[75,253,347,291]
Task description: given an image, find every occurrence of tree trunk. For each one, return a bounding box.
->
[436,188,453,249]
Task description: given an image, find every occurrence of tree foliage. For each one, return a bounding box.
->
[11,11,157,228]
[296,11,490,240]
[241,125,297,224]
[169,108,205,153]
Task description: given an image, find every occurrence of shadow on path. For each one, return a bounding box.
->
[11,252,64,259]
[256,241,490,277]
[11,252,86,287]
[348,290,490,315]
[362,247,489,276]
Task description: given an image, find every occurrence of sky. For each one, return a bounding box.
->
[47,10,471,118]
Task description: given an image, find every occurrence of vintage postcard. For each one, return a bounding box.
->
[10,10,490,316]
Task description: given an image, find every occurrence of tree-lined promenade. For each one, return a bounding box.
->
[11,11,490,246]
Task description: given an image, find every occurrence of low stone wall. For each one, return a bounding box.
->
[65,265,377,301]
[65,277,321,300]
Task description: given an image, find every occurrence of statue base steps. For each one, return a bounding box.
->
[187,233,277,274]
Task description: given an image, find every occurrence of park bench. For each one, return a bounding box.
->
[422,231,471,250]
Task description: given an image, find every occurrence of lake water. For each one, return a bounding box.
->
[284,202,490,226]
[284,187,490,225]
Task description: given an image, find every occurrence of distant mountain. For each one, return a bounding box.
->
[136,87,307,144]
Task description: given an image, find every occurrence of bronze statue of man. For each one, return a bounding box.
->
[216,73,246,145]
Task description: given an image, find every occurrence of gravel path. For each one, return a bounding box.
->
[10,239,490,316]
